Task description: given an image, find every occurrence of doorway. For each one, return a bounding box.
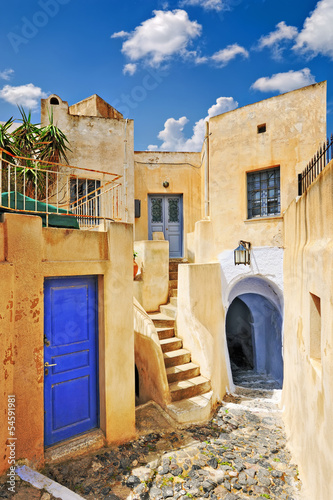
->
[148,194,183,258]
[44,276,99,447]
[226,292,283,388]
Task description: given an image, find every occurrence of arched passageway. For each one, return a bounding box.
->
[226,291,283,388]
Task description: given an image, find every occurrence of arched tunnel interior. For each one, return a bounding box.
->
[226,293,283,388]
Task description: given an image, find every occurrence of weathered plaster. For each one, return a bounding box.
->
[282,160,333,500]
[176,263,233,402]
[195,82,327,260]
[134,240,169,312]
[0,214,135,475]
[134,299,170,408]
[134,151,201,257]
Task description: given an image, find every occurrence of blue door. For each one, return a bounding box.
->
[148,195,183,258]
[44,276,99,447]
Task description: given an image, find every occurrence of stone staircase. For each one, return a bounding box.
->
[149,259,213,424]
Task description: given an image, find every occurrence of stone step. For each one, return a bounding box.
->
[170,296,177,307]
[166,391,213,424]
[156,327,175,340]
[168,280,178,291]
[160,337,183,353]
[169,271,178,281]
[166,362,200,383]
[169,376,212,402]
[169,259,189,273]
[164,349,191,368]
[149,312,175,328]
[160,303,177,319]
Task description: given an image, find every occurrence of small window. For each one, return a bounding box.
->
[247,167,280,219]
[257,123,266,134]
[70,178,101,223]
[50,97,59,105]
[310,293,321,361]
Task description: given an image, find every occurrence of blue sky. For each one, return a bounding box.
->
[0,0,332,151]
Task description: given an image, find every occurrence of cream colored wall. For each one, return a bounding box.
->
[176,263,232,403]
[134,299,170,408]
[282,160,333,500]
[196,82,327,261]
[134,151,202,258]
[0,213,135,475]
[133,240,169,312]
[68,94,123,120]
[41,95,134,223]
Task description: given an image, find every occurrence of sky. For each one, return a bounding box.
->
[0,0,332,151]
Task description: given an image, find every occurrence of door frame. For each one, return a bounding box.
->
[43,275,100,447]
[148,193,183,258]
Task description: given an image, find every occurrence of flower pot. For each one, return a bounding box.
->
[133,258,138,278]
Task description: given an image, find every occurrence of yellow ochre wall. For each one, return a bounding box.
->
[0,214,135,475]
[134,151,202,257]
[197,82,327,261]
[282,160,333,500]
[41,94,134,223]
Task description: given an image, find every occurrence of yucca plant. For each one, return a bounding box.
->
[6,107,72,200]
[0,117,18,161]
[38,108,71,164]
[11,107,44,198]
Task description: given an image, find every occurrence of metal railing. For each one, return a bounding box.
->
[0,148,123,229]
[298,134,333,195]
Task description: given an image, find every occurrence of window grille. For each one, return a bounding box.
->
[247,167,280,219]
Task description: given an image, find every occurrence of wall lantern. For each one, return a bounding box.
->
[163,181,169,188]
[234,240,251,266]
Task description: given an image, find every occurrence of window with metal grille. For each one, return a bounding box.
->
[247,167,280,219]
[70,178,101,221]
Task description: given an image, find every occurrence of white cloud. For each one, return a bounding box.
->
[251,68,316,94]
[148,96,238,152]
[294,0,333,59]
[180,0,226,11]
[258,21,298,59]
[0,84,47,109]
[111,30,129,39]
[0,69,14,81]
[123,63,137,76]
[212,44,249,66]
[119,10,201,68]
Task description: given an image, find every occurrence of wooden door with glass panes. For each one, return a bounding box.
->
[148,195,183,258]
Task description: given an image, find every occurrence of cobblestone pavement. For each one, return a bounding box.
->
[0,379,304,500]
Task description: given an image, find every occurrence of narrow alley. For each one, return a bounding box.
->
[3,379,304,500]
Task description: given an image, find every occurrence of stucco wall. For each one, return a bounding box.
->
[134,151,202,258]
[0,214,135,475]
[134,299,170,408]
[176,263,232,402]
[282,160,333,500]
[133,240,169,312]
[41,95,134,223]
[196,82,327,260]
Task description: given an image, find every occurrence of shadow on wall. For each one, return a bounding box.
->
[226,293,283,387]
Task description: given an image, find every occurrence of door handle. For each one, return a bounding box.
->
[44,362,57,367]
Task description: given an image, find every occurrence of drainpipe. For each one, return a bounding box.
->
[204,120,210,218]
[123,118,128,222]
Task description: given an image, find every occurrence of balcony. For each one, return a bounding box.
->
[0,148,123,230]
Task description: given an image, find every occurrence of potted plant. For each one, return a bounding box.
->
[133,251,138,278]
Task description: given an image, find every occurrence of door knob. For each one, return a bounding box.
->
[44,362,57,367]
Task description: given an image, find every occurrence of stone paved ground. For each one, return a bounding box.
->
[0,379,304,500]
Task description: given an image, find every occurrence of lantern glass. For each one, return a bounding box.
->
[234,241,251,265]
